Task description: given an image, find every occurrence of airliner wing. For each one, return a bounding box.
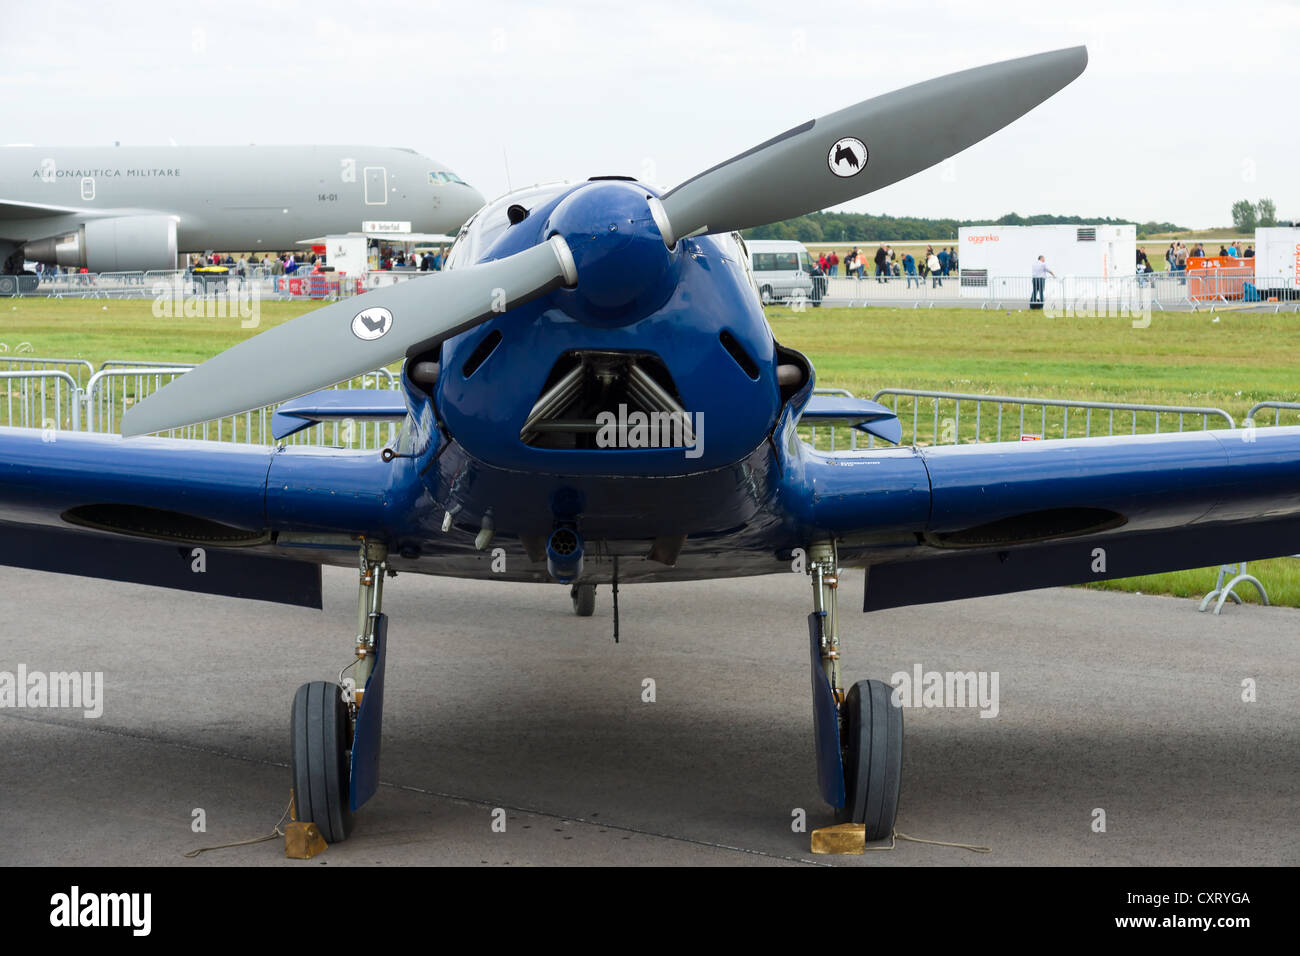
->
[0,197,103,221]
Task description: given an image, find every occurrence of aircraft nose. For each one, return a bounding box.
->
[451,184,486,229]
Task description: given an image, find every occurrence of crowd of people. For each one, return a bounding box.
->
[813,243,958,284]
[1135,241,1256,278]
[374,247,449,271]
[187,252,312,277]
[182,245,453,278]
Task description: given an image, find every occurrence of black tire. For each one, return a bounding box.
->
[835,678,903,840]
[760,285,773,305]
[571,583,596,617]
[0,275,16,297]
[290,681,354,843]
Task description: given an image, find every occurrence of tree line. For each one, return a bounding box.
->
[1231,199,1281,231]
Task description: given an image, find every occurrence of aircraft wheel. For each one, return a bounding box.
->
[290,681,354,843]
[760,285,773,305]
[571,583,596,617]
[835,678,902,840]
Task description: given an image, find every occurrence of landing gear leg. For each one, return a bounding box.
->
[806,541,902,840]
[290,540,391,844]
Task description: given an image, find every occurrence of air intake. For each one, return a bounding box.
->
[1076,227,1096,242]
[519,351,692,449]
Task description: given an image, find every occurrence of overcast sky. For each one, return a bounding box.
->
[3,0,1294,229]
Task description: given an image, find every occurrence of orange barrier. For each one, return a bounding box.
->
[1187,256,1252,302]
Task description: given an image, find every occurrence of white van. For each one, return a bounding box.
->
[746,240,815,305]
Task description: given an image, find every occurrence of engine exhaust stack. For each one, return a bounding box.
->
[546,526,584,584]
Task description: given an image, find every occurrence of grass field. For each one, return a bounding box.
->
[1,297,325,364]
[5,297,1300,605]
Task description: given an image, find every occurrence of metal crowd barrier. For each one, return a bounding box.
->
[0,356,95,387]
[817,272,1180,311]
[800,386,1236,451]
[782,271,1300,312]
[1244,401,1300,428]
[5,267,446,301]
[0,370,82,430]
[7,265,1297,310]
[870,388,1234,447]
[81,365,400,449]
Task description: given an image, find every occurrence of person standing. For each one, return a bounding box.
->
[807,258,826,307]
[874,244,888,282]
[1031,255,1054,308]
[827,249,839,277]
[927,249,942,288]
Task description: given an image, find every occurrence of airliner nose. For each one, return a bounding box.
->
[452,184,486,229]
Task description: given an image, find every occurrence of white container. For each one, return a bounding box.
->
[1252,227,1300,293]
[958,224,1136,299]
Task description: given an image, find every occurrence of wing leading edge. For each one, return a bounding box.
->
[794,427,1300,610]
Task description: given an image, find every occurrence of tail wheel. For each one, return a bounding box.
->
[760,285,773,305]
[835,678,903,840]
[571,583,596,616]
[290,681,354,843]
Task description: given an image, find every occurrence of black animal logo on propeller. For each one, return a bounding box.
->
[351,307,394,340]
[828,138,868,178]
[834,144,860,171]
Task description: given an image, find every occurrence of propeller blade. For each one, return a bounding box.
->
[121,236,577,437]
[651,46,1087,245]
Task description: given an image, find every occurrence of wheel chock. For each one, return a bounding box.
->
[284,822,328,859]
[284,789,328,859]
[811,823,866,855]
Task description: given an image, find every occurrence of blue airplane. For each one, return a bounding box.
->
[5,47,1298,846]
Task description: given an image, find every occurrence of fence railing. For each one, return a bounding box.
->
[870,389,1235,447]
[2,356,1279,456]
[0,370,82,430]
[0,360,402,450]
[0,356,95,387]
[81,366,400,448]
[780,271,1300,312]
[800,386,1238,451]
[6,267,441,301]
[1245,401,1300,428]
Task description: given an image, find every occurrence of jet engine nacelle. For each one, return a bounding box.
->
[24,215,179,273]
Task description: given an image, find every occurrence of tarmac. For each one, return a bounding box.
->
[1,564,1296,866]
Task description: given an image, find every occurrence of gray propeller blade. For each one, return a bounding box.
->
[121,235,577,437]
[649,46,1087,246]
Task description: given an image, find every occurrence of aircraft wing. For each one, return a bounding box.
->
[794,426,1300,611]
[0,197,109,221]
[0,427,395,609]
